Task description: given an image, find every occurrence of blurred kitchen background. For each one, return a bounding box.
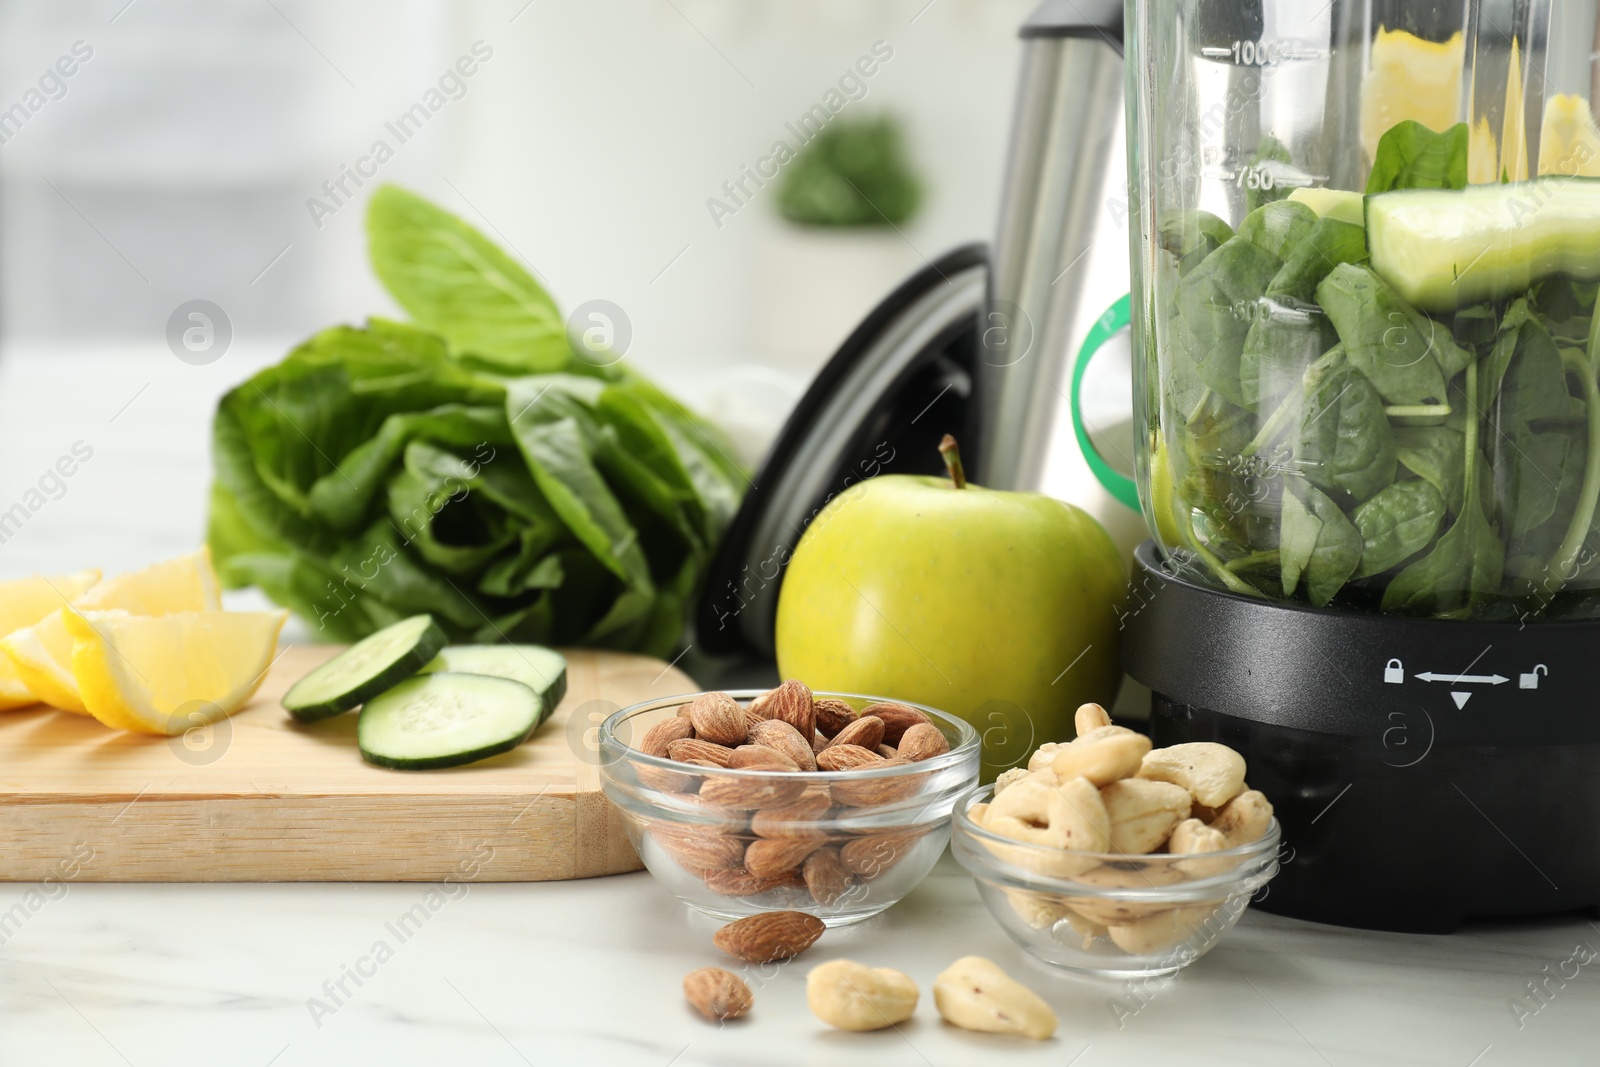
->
[0,0,1131,584]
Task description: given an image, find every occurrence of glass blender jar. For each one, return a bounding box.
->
[1120,0,1600,931]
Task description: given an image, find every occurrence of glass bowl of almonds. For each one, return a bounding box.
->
[599,682,979,926]
[950,704,1281,978]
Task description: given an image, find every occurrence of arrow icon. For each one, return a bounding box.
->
[1451,692,1471,709]
[1415,672,1508,685]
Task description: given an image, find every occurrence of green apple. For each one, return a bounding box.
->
[775,437,1127,781]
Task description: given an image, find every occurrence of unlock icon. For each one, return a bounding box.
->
[1520,664,1548,689]
[1384,659,1404,684]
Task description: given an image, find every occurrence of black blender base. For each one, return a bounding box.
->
[1151,699,1600,933]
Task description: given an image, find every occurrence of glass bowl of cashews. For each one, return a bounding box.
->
[599,683,980,926]
[950,703,1281,978]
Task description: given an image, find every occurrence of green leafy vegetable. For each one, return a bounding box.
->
[1317,263,1469,404]
[1395,425,1466,513]
[1365,120,1469,194]
[1266,218,1369,302]
[367,186,570,372]
[1352,480,1445,577]
[1159,211,1234,276]
[1383,364,1506,615]
[1176,236,1283,408]
[208,186,744,655]
[1236,200,1319,262]
[776,115,922,228]
[1295,358,1397,503]
[1281,485,1362,606]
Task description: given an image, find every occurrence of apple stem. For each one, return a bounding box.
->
[939,434,967,489]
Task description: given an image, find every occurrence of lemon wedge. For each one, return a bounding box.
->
[1500,37,1530,183]
[0,570,101,710]
[0,548,221,713]
[1538,93,1600,178]
[1360,28,1465,164]
[63,609,286,735]
[1468,116,1500,185]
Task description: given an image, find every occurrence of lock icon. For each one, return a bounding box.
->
[1384,659,1404,684]
[1520,664,1548,689]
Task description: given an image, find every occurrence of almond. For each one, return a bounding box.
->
[727,745,800,771]
[684,967,753,1021]
[703,867,791,896]
[747,719,817,771]
[639,716,694,757]
[744,836,823,878]
[812,731,829,755]
[813,698,858,738]
[766,679,816,738]
[803,846,855,907]
[743,707,767,732]
[651,825,746,872]
[840,828,925,878]
[815,744,884,772]
[751,793,832,839]
[876,743,898,759]
[827,715,886,752]
[713,910,825,963]
[897,722,950,762]
[748,688,777,718]
[700,772,808,810]
[688,691,749,747]
[634,760,698,794]
[860,702,931,745]
[831,759,923,807]
[668,738,734,767]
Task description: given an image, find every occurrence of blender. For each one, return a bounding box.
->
[1112,0,1600,931]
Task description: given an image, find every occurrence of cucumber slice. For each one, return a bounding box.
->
[357,672,541,770]
[420,644,567,728]
[1288,187,1365,226]
[1366,178,1600,312]
[282,614,446,722]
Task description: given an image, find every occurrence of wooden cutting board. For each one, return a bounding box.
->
[0,646,696,882]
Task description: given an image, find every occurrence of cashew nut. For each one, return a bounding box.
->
[994,766,1030,794]
[969,801,990,826]
[1077,724,1139,743]
[1210,789,1274,846]
[933,956,1057,1040]
[1100,778,1191,854]
[1137,742,1247,807]
[1062,907,1108,948]
[1064,861,1187,924]
[983,775,1111,877]
[1027,742,1066,772]
[1168,817,1234,878]
[1003,887,1073,930]
[1075,702,1112,735]
[806,959,918,1031]
[1107,903,1222,955]
[1051,731,1152,787]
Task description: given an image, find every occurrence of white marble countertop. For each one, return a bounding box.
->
[3,853,1595,1067]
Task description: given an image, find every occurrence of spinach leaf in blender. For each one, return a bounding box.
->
[1364,120,1469,194]
[1176,236,1283,409]
[1316,263,1455,404]
[1295,357,1397,503]
[1266,217,1369,303]
[1383,364,1505,616]
[1352,480,1446,577]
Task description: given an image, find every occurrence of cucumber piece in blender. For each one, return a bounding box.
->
[282,614,446,722]
[357,672,541,770]
[419,644,567,727]
[1366,177,1600,311]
